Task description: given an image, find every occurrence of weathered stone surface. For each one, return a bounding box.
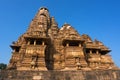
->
[0,70,120,80]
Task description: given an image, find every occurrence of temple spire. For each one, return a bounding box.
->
[26,7,51,37]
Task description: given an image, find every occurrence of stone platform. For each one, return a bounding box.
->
[0,70,120,80]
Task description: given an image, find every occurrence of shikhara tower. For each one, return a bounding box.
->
[8,7,117,70]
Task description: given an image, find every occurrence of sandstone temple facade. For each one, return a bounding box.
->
[7,7,117,71]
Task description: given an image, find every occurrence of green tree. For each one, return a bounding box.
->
[0,63,7,70]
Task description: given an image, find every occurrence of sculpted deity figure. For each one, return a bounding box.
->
[31,53,37,69]
[75,57,81,70]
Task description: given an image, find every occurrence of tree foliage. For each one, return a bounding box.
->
[0,63,7,70]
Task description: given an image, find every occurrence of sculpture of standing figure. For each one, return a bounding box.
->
[75,57,81,70]
[31,54,37,69]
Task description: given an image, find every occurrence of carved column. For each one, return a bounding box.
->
[79,43,81,47]
[42,41,45,46]
[66,43,69,47]
[13,49,15,52]
[34,40,36,45]
[96,50,99,54]
[27,41,30,45]
[90,50,92,54]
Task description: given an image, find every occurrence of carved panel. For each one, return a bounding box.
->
[65,47,84,58]
[26,45,46,57]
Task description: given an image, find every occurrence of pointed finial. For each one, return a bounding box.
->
[39,6,49,12]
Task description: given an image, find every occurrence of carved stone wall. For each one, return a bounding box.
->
[0,70,120,80]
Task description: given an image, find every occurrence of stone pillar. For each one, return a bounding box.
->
[42,41,45,46]
[66,43,69,47]
[96,50,99,54]
[27,41,30,45]
[90,50,92,54]
[79,43,81,47]
[13,49,15,52]
[34,40,36,45]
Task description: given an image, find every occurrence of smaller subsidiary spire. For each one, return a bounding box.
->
[51,17,58,27]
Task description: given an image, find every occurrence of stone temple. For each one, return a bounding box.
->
[7,7,117,71]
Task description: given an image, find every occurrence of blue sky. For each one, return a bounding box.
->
[0,0,120,67]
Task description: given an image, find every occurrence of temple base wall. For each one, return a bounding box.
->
[0,70,120,80]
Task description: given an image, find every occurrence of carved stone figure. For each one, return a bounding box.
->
[31,54,37,69]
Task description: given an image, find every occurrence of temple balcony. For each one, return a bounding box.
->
[89,53,100,58]
[64,46,85,58]
[25,45,46,57]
